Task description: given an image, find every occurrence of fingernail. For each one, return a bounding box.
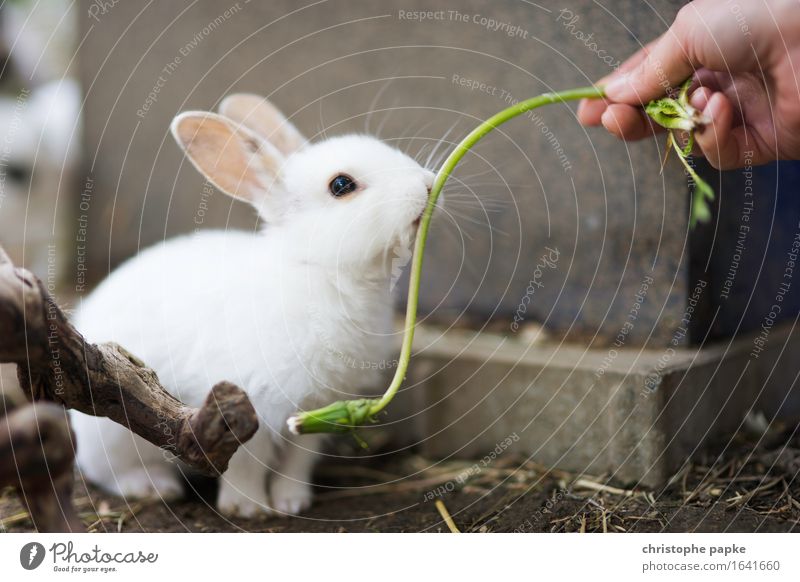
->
[703,93,724,123]
[690,88,711,111]
[600,108,618,132]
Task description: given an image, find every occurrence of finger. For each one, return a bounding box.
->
[580,37,663,126]
[693,69,722,93]
[694,92,738,169]
[605,35,664,82]
[593,36,662,90]
[689,86,713,111]
[601,104,658,141]
[688,87,713,157]
[577,98,609,126]
[604,9,699,104]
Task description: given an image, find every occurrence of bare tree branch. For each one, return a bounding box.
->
[0,249,258,476]
[0,402,82,532]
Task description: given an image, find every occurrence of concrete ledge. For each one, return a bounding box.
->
[408,322,800,486]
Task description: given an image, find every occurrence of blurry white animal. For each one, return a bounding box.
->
[0,79,81,278]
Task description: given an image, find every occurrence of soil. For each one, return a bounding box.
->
[2,428,799,533]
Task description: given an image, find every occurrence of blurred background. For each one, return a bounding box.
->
[0,0,78,278]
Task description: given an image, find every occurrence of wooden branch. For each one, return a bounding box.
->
[0,249,258,476]
[0,402,82,532]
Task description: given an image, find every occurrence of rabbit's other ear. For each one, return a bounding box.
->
[171,111,284,206]
[219,94,305,156]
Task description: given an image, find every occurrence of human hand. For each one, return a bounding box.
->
[578,0,800,169]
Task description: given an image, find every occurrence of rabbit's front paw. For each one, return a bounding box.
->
[109,466,183,501]
[217,483,273,518]
[270,477,313,516]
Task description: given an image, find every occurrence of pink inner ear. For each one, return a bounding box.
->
[220,94,305,156]
[177,115,265,202]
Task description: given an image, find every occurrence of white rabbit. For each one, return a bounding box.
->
[71,94,434,517]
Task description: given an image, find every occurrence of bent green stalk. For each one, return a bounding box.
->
[287,80,712,435]
[287,86,605,435]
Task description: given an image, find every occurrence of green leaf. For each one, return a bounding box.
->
[288,398,378,434]
[677,77,693,106]
[646,78,715,227]
[669,131,715,227]
[645,99,697,132]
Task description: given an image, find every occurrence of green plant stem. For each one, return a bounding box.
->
[290,79,714,435]
[371,86,606,416]
[288,85,606,434]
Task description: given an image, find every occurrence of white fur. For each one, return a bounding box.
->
[0,79,81,278]
[71,97,433,517]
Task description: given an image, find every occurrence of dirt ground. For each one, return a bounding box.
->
[2,425,800,533]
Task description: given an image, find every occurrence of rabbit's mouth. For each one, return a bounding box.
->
[411,188,432,228]
[411,203,428,228]
[412,186,434,227]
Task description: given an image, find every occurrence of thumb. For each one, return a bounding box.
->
[604,8,699,104]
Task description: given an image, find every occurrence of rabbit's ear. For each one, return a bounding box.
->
[171,111,285,206]
[218,94,305,156]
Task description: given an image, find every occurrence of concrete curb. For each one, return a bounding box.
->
[408,322,800,486]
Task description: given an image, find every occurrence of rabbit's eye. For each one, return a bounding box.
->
[329,174,357,197]
[6,164,31,185]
